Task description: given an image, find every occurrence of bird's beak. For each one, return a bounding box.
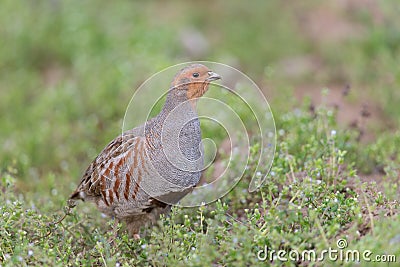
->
[206,71,222,82]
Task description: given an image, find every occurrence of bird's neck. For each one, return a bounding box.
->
[160,88,198,118]
[145,89,199,138]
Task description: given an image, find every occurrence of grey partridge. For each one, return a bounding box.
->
[69,64,221,238]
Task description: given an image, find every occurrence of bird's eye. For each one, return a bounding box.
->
[192,72,199,78]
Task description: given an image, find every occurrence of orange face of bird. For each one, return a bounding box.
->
[172,64,221,107]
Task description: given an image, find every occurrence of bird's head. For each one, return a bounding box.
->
[170,64,221,106]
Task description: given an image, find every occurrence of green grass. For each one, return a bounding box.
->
[1,1,399,266]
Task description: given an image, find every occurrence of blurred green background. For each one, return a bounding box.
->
[1,0,399,207]
[1,1,400,266]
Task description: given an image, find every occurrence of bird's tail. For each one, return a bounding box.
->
[67,190,84,208]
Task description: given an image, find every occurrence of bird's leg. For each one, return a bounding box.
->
[133,233,141,240]
[107,218,120,244]
[125,216,143,240]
